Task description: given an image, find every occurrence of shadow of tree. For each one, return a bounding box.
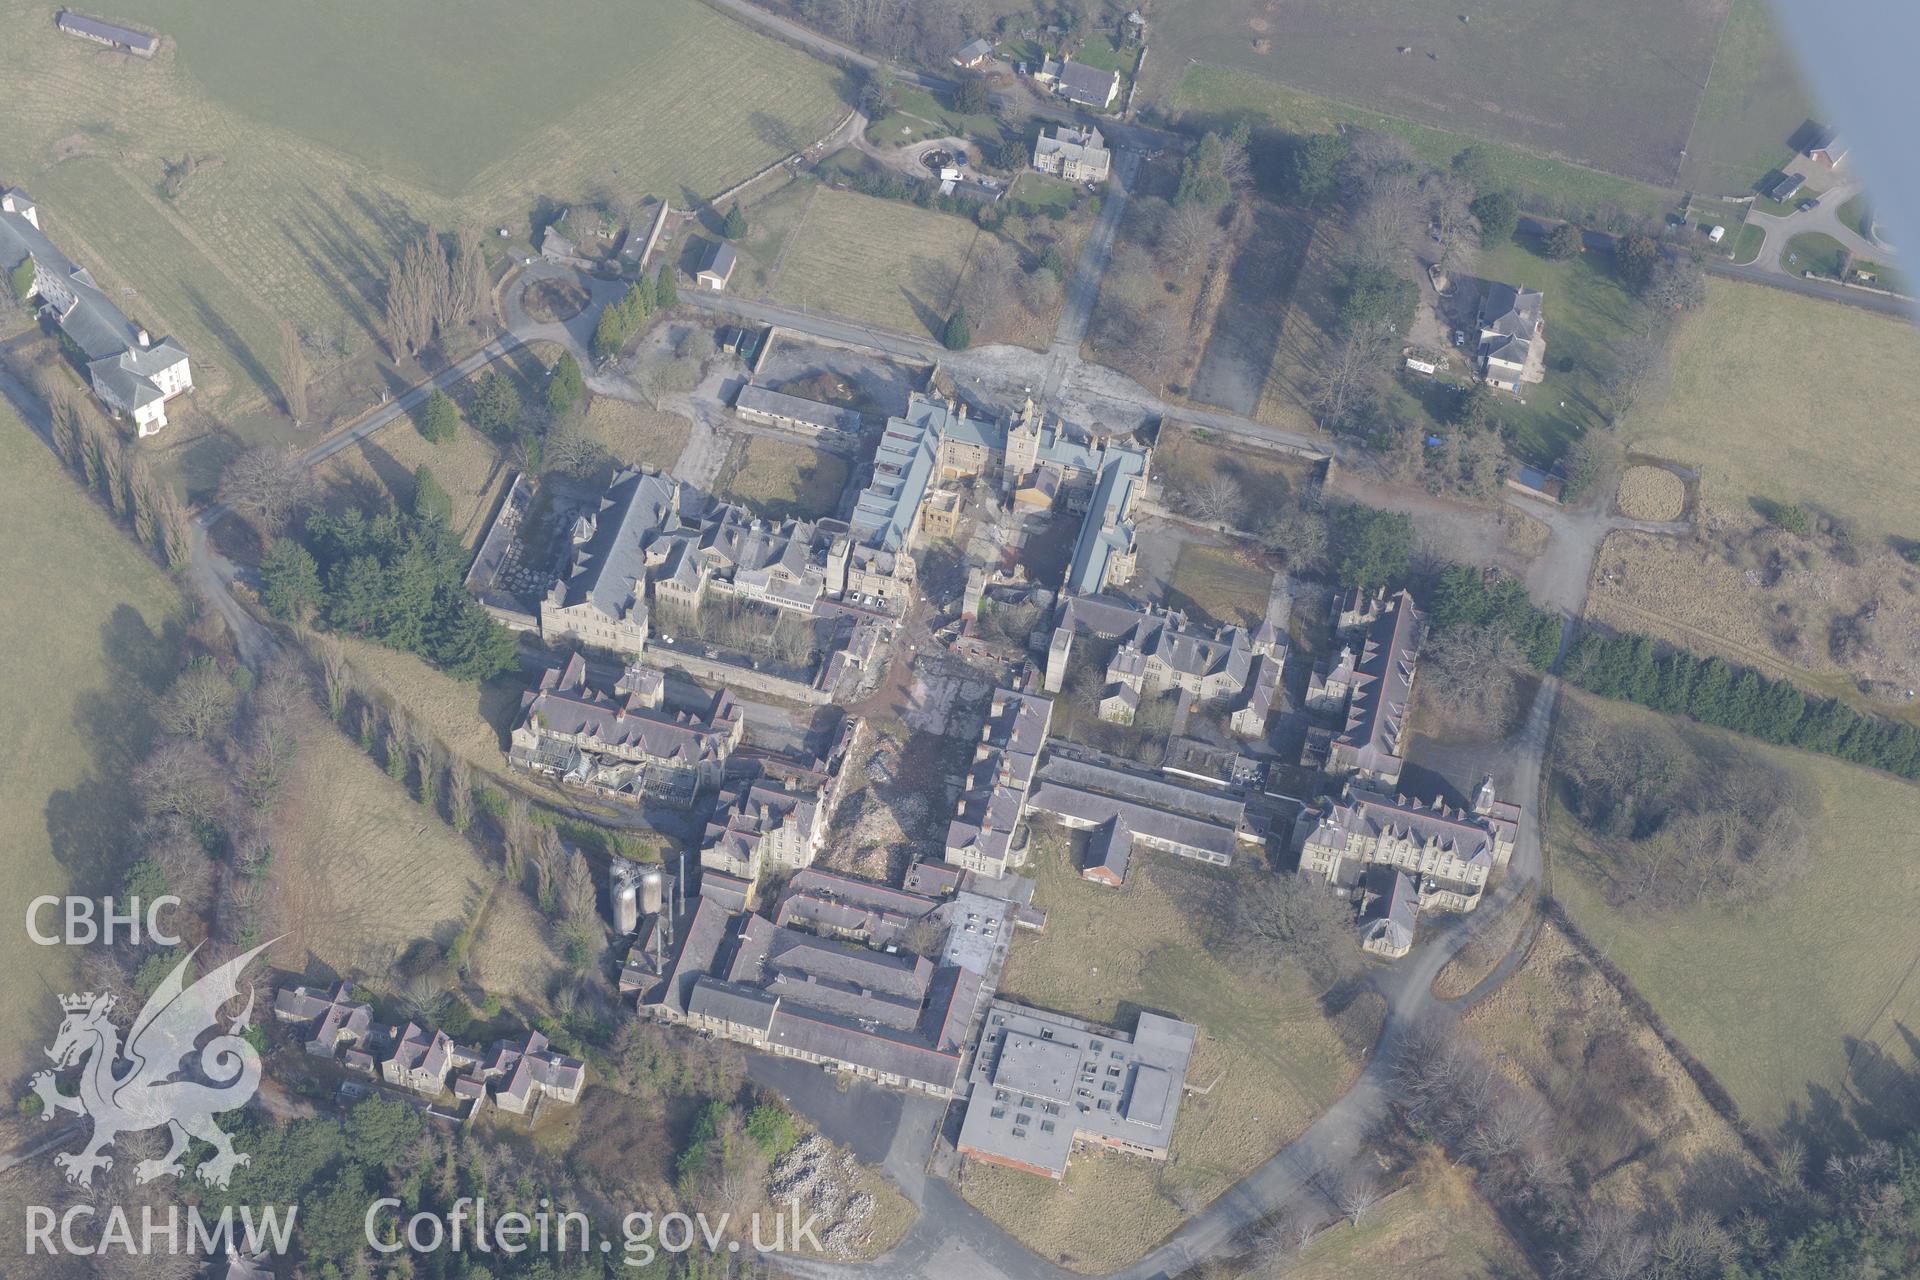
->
[43,606,186,898]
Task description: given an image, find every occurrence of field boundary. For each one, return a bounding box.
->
[1540,896,1776,1171]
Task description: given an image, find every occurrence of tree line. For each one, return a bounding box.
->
[1563,629,1920,781]
[41,380,193,570]
[383,227,491,358]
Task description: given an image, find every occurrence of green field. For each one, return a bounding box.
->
[1783,231,1850,278]
[1467,236,1641,463]
[1174,65,1671,227]
[1156,0,1722,191]
[80,0,846,198]
[0,410,184,1090]
[0,0,846,416]
[767,188,983,338]
[1628,278,1920,538]
[1550,694,1920,1133]
[1675,0,1815,194]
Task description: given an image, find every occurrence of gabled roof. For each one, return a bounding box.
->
[699,240,737,278]
[1057,60,1117,105]
[1331,588,1423,777]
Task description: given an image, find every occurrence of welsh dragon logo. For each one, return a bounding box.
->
[31,938,279,1189]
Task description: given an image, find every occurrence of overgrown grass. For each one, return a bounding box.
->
[1284,1152,1529,1279]
[1627,277,1920,539]
[1165,543,1271,628]
[715,435,849,521]
[974,841,1369,1269]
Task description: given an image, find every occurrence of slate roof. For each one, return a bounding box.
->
[56,10,158,53]
[0,189,189,405]
[945,686,1054,869]
[1065,444,1146,596]
[1764,171,1806,202]
[1057,60,1118,106]
[735,384,863,434]
[520,652,739,768]
[666,903,983,1092]
[1034,124,1109,171]
[1330,588,1422,778]
[548,468,829,619]
[1361,865,1417,953]
[699,240,737,280]
[849,393,951,551]
[1026,778,1241,863]
[1056,595,1254,688]
[1305,785,1515,867]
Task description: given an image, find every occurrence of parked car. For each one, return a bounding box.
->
[1798,197,1821,212]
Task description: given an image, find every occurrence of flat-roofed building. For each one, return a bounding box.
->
[957,1002,1198,1178]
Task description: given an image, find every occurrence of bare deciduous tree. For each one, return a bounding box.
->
[1189,474,1244,526]
[1160,201,1224,277]
[1337,1169,1382,1227]
[448,755,473,833]
[1421,628,1525,730]
[219,446,318,531]
[133,739,228,826]
[156,658,240,742]
[316,634,352,722]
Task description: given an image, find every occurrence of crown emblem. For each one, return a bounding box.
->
[60,992,108,1014]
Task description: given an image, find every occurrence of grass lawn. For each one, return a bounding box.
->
[1730,222,1766,265]
[1170,68,1670,225]
[0,410,184,1092]
[1164,543,1272,628]
[732,178,819,297]
[1007,173,1079,216]
[1469,235,1641,463]
[767,188,983,339]
[974,842,1370,1270]
[1284,1152,1529,1279]
[1627,277,1920,539]
[867,84,1009,149]
[716,435,850,521]
[0,0,844,417]
[1548,693,1920,1134]
[1675,0,1815,194]
[1783,231,1850,278]
[1837,193,1873,240]
[1068,34,1135,75]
